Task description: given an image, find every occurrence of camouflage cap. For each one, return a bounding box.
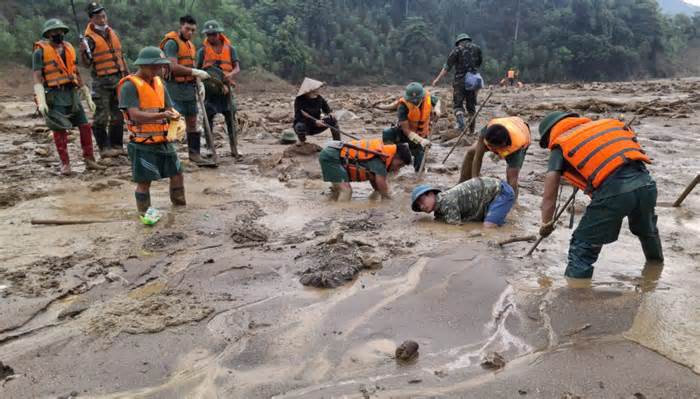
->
[280,130,298,144]
[85,2,105,16]
[538,111,579,148]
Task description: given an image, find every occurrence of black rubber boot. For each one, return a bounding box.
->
[108,121,125,154]
[170,186,186,206]
[187,131,203,162]
[135,191,150,214]
[224,112,239,156]
[93,125,109,152]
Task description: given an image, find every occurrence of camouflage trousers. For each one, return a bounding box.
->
[91,74,124,150]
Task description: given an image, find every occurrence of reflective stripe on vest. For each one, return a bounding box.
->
[340,139,397,181]
[117,75,169,144]
[551,119,651,193]
[202,34,234,72]
[84,24,127,76]
[34,41,78,88]
[398,91,432,137]
[159,31,196,83]
[486,117,531,158]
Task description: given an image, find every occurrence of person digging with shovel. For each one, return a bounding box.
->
[196,20,240,157]
[293,78,340,144]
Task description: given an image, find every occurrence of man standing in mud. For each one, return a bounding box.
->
[459,116,531,199]
[382,82,441,172]
[80,2,129,158]
[411,177,515,228]
[117,47,186,214]
[160,15,212,165]
[32,18,106,175]
[537,111,663,280]
[432,33,482,134]
[319,139,412,201]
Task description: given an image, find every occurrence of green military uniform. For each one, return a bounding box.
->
[444,33,482,132]
[479,126,528,169]
[383,92,438,172]
[434,177,502,224]
[118,79,182,182]
[319,147,388,183]
[162,39,198,116]
[32,48,87,131]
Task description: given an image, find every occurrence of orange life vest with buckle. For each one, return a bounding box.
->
[486,117,531,158]
[340,139,397,182]
[202,34,234,72]
[507,70,515,79]
[117,75,169,144]
[84,24,127,77]
[398,92,432,137]
[34,41,78,88]
[549,118,651,193]
[159,31,196,83]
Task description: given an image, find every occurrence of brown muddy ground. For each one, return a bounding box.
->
[0,74,699,398]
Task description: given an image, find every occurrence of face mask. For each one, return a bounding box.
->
[51,34,64,44]
[94,24,108,31]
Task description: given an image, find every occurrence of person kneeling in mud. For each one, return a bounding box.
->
[293,77,339,143]
[319,139,412,201]
[411,177,515,228]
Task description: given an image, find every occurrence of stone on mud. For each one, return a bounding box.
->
[481,351,506,370]
[297,238,383,288]
[142,231,186,251]
[230,222,270,244]
[0,361,14,380]
[395,340,419,362]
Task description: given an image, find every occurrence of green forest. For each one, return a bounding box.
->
[2,0,699,84]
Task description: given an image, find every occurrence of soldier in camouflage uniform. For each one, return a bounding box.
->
[432,33,483,134]
[411,177,514,228]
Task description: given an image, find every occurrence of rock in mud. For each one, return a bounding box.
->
[297,237,383,288]
[0,361,14,379]
[0,256,76,297]
[283,142,322,157]
[395,340,419,362]
[57,299,89,320]
[481,351,506,370]
[142,231,186,251]
[230,222,270,244]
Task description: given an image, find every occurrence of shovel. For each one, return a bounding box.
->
[196,78,219,166]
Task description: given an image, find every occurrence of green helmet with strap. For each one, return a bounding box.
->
[538,111,579,148]
[455,33,472,45]
[404,82,425,104]
[134,46,170,66]
[280,130,298,144]
[42,18,70,38]
[202,20,225,34]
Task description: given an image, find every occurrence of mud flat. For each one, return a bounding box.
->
[0,78,699,398]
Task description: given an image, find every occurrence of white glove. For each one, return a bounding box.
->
[196,79,205,100]
[79,85,96,113]
[408,132,431,148]
[191,68,210,80]
[33,83,48,116]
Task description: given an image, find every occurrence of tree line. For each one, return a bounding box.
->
[1,0,699,84]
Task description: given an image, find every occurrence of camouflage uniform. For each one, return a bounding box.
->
[434,177,502,224]
[444,42,482,132]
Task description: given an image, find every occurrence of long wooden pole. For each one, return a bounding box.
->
[526,188,578,256]
[673,174,700,207]
[301,110,360,140]
[442,91,493,164]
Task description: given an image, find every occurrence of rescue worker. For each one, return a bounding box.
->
[195,20,240,157]
[80,2,129,157]
[118,46,186,214]
[506,69,516,86]
[160,15,211,164]
[537,111,664,280]
[431,33,483,134]
[32,18,105,175]
[411,177,515,228]
[382,82,441,172]
[293,78,340,143]
[459,116,531,199]
[319,139,412,201]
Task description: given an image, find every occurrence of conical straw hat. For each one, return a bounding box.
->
[297,77,324,97]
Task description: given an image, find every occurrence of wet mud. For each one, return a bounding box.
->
[0,76,699,398]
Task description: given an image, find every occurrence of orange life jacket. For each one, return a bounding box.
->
[507,70,515,79]
[34,41,78,88]
[159,31,196,83]
[549,118,651,194]
[117,75,169,144]
[485,117,531,158]
[202,34,234,72]
[398,91,432,137]
[84,24,127,76]
[340,139,397,182]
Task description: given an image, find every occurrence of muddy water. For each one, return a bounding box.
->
[1,79,699,398]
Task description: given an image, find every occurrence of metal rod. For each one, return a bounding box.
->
[301,110,359,140]
[526,188,579,256]
[442,91,493,164]
[196,79,219,164]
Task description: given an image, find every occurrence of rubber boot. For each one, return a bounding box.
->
[52,130,71,175]
[92,125,110,156]
[640,234,664,263]
[187,131,205,164]
[135,191,150,214]
[108,121,125,155]
[225,113,239,157]
[337,186,352,202]
[170,186,187,206]
[455,111,466,131]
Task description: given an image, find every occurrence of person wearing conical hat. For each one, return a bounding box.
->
[196,20,240,157]
[32,18,106,175]
[80,2,129,158]
[293,78,340,143]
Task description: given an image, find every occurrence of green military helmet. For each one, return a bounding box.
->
[538,111,579,148]
[404,82,425,104]
[202,20,225,34]
[455,33,472,45]
[42,18,70,38]
[85,2,105,16]
[280,130,298,144]
[134,46,170,65]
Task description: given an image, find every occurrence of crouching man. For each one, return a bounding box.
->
[319,139,412,201]
[411,177,515,228]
